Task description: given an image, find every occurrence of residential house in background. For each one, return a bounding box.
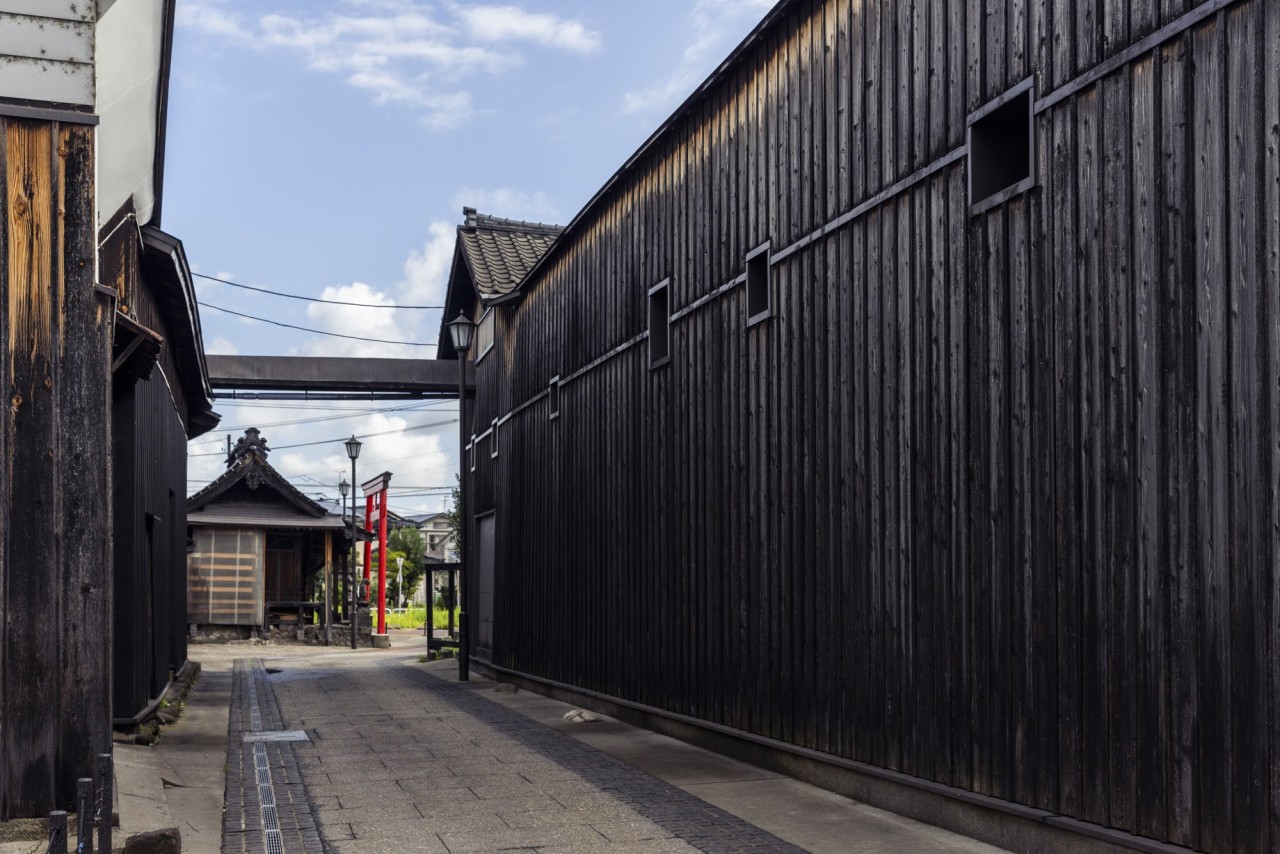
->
[415,512,456,561]
[444,0,1280,851]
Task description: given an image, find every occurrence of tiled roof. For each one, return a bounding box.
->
[188,428,330,519]
[457,208,562,298]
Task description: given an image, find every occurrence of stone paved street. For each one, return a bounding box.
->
[247,655,803,853]
[206,636,1008,853]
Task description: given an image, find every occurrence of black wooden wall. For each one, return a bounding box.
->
[467,0,1280,850]
[112,374,189,721]
[0,117,111,818]
[104,215,193,722]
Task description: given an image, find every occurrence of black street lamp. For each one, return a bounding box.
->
[336,475,349,643]
[345,435,362,650]
[447,311,474,681]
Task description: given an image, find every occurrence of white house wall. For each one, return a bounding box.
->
[95,0,164,226]
[0,3,95,106]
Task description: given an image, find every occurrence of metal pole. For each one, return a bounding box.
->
[350,459,358,650]
[95,753,112,854]
[323,540,332,647]
[76,778,93,854]
[458,353,470,681]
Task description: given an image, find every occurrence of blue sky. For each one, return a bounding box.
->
[169,0,775,512]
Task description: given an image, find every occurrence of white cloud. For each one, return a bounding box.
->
[302,281,425,359]
[399,221,457,307]
[455,5,601,54]
[449,188,561,224]
[621,0,773,116]
[206,336,240,355]
[179,0,599,130]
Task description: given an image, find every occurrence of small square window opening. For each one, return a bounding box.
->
[968,78,1035,213]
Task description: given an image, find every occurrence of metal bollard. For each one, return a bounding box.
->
[95,752,112,854]
[75,778,93,854]
[48,810,68,854]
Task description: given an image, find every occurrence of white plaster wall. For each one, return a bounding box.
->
[0,2,95,106]
[95,0,164,226]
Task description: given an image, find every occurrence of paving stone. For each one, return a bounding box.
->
[249,655,807,853]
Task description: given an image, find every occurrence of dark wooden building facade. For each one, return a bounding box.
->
[104,218,219,726]
[448,0,1280,850]
[0,0,216,817]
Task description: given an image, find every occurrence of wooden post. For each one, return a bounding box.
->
[95,753,112,854]
[48,811,68,854]
[323,532,332,646]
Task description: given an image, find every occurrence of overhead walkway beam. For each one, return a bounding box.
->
[206,355,473,401]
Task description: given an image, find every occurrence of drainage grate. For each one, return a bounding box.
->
[264,829,285,854]
[244,730,310,743]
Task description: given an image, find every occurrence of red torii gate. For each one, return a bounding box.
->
[361,471,393,636]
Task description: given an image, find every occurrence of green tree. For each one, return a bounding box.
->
[445,472,462,559]
[374,527,428,608]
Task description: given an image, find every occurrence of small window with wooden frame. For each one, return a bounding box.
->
[648,278,671,368]
[967,77,1035,215]
[549,375,561,420]
[745,241,772,326]
[475,307,495,363]
[490,419,499,459]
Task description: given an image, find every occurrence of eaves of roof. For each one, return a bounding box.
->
[437,211,563,356]
[188,452,327,517]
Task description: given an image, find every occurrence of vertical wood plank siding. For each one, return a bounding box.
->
[0,117,108,818]
[471,0,1280,848]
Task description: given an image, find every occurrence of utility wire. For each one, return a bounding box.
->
[194,272,444,309]
[214,400,451,433]
[200,302,437,347]
[189,417,457,457]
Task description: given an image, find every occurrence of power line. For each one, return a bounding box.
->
[194,272,444,309]
[213,400,451,433]
[199,302,437,348]
[189,417,457,457]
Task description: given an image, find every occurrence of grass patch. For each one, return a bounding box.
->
[378,607,459,630]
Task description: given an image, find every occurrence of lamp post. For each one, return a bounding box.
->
[345,435,363,650]
[447,311,474,681]
[337,476,349,640]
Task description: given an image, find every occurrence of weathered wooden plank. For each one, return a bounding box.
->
[1075,84,1109,829]
[3,118,60,817]
[1265,6,1280,851]
[966,205,991,797]
[928,0,946,159]
[986,204,1011,802]
[1027,109,1058,814]
[946,163,972,793]
[1192,14,1232,851]
[1006,190,1034,809]
[1156,32,1198,848]
[1130,52,1168,840]
[866,208,886,768]
[1225,5,1266,850]
[986,0,1008,104]
[1101,67,1137,834]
